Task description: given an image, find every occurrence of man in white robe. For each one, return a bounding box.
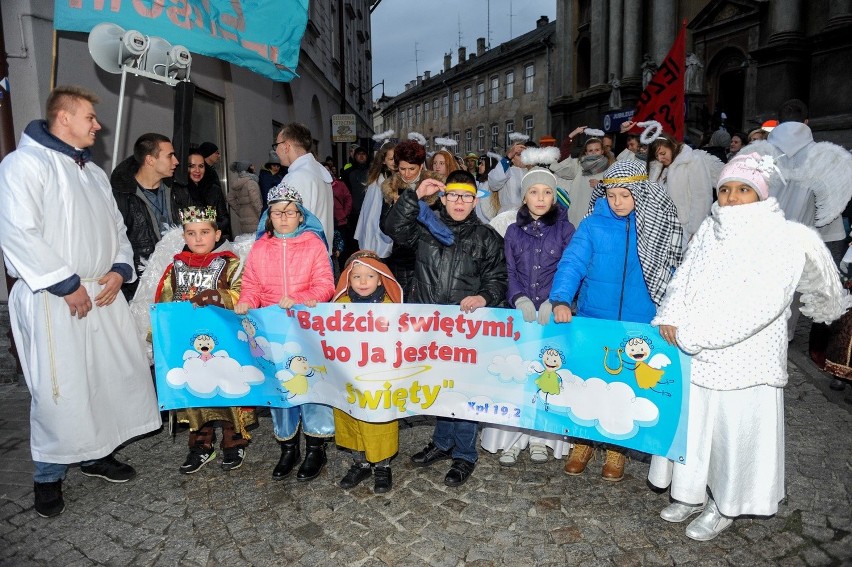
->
[0,85,161,518]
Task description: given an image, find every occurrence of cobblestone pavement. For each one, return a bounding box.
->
[0,320,850,565]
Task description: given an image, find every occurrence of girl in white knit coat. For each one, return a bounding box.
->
[647,152,846,541]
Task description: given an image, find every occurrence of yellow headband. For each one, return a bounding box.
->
[445,182,477,194]
[602,174,648,185]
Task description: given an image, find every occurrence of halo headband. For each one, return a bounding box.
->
[602,174,649,185]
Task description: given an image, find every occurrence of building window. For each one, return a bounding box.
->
[524,64,535,93]
[443,94,449,117]
[506,71,514,99]
[477,126,485,151]
[415,104,421,125]
[490,76,499,104]
[477,82,485,107]
[464,86,472,111]
[453,131,460,145]
[491,123,499,149]
[408,107,413,127]
[524,115,534,139]
[465,129,472,152]
[504,120,514,148]
[424,101,430,122]
[453,90,460,114]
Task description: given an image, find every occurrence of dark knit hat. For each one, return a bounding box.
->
[198,142,219,158]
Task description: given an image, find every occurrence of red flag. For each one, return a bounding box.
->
[632,22,687,141]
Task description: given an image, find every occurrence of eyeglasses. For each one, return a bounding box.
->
[271,141,286,150]
[269,210,300,219]
[444,192,475,203]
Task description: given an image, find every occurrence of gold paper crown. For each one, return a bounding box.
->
[179,206,217,225]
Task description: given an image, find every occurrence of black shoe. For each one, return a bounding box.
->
[272,441,300,480]
[410,442,451,467]
[33,480,65,518]
[296,444,327,482]
[221,447,246,471]
[179,447,216,474]
[830,379,846,391]
[373,466,392,494]
[339,463,372,489]
[80,454,136,482]
[444,459,475,487]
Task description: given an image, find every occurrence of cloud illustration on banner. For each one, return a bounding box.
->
[167,355,265,397]
[546,369,659,438]
[488,354,536,383]
[237,330,301,364]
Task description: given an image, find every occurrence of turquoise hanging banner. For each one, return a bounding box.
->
[152,302,692,462]
[54,0,308,82]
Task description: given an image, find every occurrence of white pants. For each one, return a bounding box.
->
[648,383,785,517]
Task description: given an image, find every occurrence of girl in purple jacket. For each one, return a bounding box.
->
[481,167,576,466]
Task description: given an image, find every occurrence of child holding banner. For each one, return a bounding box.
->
[153,206,257,473]
[649,153,846,540]
[384,169,507,487]
[234,182,336,483]
[481,165,575,466]
[331,250,403,493]
[550,159,683,481]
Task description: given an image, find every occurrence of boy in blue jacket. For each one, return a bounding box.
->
[550,159,682,481]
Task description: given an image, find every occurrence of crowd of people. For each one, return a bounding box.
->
[1,85,851,546]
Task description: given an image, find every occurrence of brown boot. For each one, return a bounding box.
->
[563,443,595,475]
[601,449,626,482]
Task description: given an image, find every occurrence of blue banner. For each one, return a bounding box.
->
[152,302,691,462]
[55,0,308,82]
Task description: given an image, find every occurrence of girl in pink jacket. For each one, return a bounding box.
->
[235,181,335,483]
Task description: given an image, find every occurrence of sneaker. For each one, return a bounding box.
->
[339,463,372,489]
[373,466,393,494]
[179,448,216,474]
[221,448,246,471]
[80,454,136,483]
[410,442,452,467]
[33,480,65,518]
[529,444,549,464]
[498,447,520,467]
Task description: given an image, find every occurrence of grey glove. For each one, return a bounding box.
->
[514,296,536,323]
[537,300,553,325]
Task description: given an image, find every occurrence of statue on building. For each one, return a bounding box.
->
[641,54,657,90]
[685,53,704,93]
[608,73,622,109]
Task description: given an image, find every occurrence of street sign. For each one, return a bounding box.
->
[603,110,635,133]
[331,114,357,143]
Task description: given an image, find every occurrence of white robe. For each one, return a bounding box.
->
[0,132,161,464]
[285,153,334,253]
[487,161,525,213]
[354,175,393,257]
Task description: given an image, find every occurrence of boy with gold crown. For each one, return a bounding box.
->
[152,205,257,473]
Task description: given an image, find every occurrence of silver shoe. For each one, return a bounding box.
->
[685,499,733,541]
[660,501,705,523]
[529,444,549,463]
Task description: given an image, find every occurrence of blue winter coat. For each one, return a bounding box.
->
[549,197,656,323]
[505,205,575,309]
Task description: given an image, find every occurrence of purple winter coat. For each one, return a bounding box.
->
[505,204,575,309]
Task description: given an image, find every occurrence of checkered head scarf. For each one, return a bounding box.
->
[587,160,683,305]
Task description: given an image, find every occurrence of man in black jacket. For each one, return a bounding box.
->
[383,169,507,488]
[111,133,188,298]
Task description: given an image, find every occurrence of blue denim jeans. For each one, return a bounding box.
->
[34,459,98,483]
[432,417,479,463]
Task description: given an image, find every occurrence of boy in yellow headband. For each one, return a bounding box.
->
[383,169,507,487]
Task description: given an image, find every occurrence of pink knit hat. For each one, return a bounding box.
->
[717,152,782,201]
